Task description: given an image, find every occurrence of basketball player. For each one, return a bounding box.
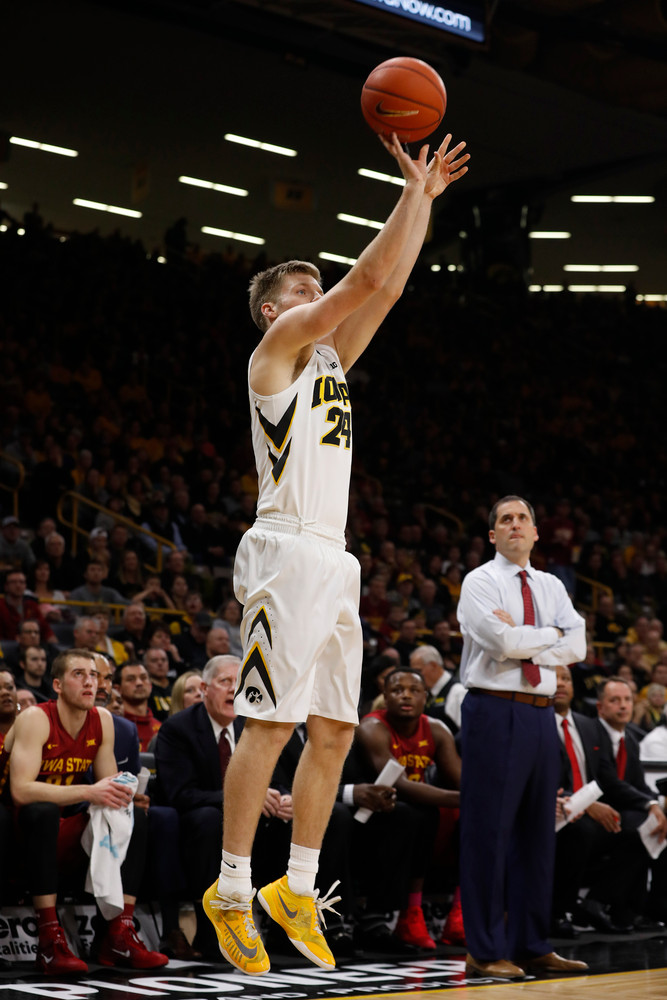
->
[203,131,469,975]
[7,648,168,974]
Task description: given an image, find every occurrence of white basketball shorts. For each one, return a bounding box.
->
[233,514,362,724]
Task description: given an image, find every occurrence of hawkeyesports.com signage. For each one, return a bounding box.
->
[350,0,487,43]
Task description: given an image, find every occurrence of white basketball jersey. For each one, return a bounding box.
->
[249,343,352,532]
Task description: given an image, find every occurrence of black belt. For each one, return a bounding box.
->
[470,687,554,709]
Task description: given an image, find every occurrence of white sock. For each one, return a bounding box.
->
[287,843,320,896]
[218,851,252,899]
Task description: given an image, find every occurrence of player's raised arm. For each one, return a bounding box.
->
[325,132,469,371]
[250,136,429,383]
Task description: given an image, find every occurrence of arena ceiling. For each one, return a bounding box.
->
[2,0,667,294]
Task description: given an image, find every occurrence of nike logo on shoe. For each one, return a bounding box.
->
[42,955,54,965]
[276,890,298,920]
[227,925,258,959]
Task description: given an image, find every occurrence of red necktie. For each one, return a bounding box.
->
[616,736,627,780]
[519,570,541,687]
[219,729,231,782]
[561,717,583,792]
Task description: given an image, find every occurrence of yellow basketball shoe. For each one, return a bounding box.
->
[258,876,341,970]
[202,882,270,975]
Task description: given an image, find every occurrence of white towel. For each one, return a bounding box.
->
[81,772,138,919]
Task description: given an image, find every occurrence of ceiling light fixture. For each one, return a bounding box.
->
[318,251,356,266]
[224,134,296,157]
[73,198,141,218]
[528,231,571,239]
[337,212,383,231]
[358,167,405,187]
[11,136,78,157]
[201,225,265,245]
[571,195,655,204]
[179,175,248,197]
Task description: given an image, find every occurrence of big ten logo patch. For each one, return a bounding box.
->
[310,376,351,450]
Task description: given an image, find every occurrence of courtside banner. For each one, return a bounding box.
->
[349,0,487,43]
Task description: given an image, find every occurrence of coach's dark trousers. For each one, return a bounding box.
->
[460,690,560,961]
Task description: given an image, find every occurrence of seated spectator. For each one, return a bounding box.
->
[16,645,55,704]
[1,619,45,674]
[144,648,173,721]
[16,688,38,711]
[94,606,129,666]
[551,665,642,936]
[409,644,466,733]
[0,569,57,646]
[145,620,183,675]
[110,549,146,599]
[44,531,82,593]
[205,626,231,661]
[6,649,168,973]
[169,670,203,716]
[0,515,36,575]
[155,655,251,957]
[360,575,391,638]
[584,678,667,927]
[131,574,175,612]
[117,603,150,660]
[160,549,199,597]
[84,526,112,571]
[69,560,129,608]
[169,590,206,636]
[141,497,185,561]
[174,611,214,670]
[393,617,421,664]
[28,559,66,621]
[355,668,461,950]
[72,614,101,652]
[633,683,666,733]
[169,573,190,614]
[115,661,162,751]
[212,598,243,657]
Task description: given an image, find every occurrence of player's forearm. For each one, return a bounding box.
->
[352,178,425,291]
[382,194,433,299]
[12,780,93,807]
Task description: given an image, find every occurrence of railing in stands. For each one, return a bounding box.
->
[0,451,25,519]
[574,572,614,613]
[43,598,187,626]
[56,492,177,572]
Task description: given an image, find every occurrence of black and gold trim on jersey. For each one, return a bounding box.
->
[236,606,276,708]
[256,395,297,484]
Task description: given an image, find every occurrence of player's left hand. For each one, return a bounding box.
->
[424,134,469,199]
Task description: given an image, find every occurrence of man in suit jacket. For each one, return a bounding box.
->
[590,677,667,926]
[155,654,287,956]
[552,665,641,934]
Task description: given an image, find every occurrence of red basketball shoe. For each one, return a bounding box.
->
[394,905,436,950]
[98,916,169,969]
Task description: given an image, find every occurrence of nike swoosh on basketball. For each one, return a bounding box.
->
[277,889,298,919]
[227,925,258,959]
[375,101,419,117]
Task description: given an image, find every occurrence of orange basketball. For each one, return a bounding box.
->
[361,57,447,144]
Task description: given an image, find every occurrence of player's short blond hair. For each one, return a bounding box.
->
[248,260,322,332]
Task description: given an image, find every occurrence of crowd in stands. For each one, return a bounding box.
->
[1,215,667,970]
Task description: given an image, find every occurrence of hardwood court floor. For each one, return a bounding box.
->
[0,929,666,1000]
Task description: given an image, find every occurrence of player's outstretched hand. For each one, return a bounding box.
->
[378,132,430,186]
[424,134,469,200]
